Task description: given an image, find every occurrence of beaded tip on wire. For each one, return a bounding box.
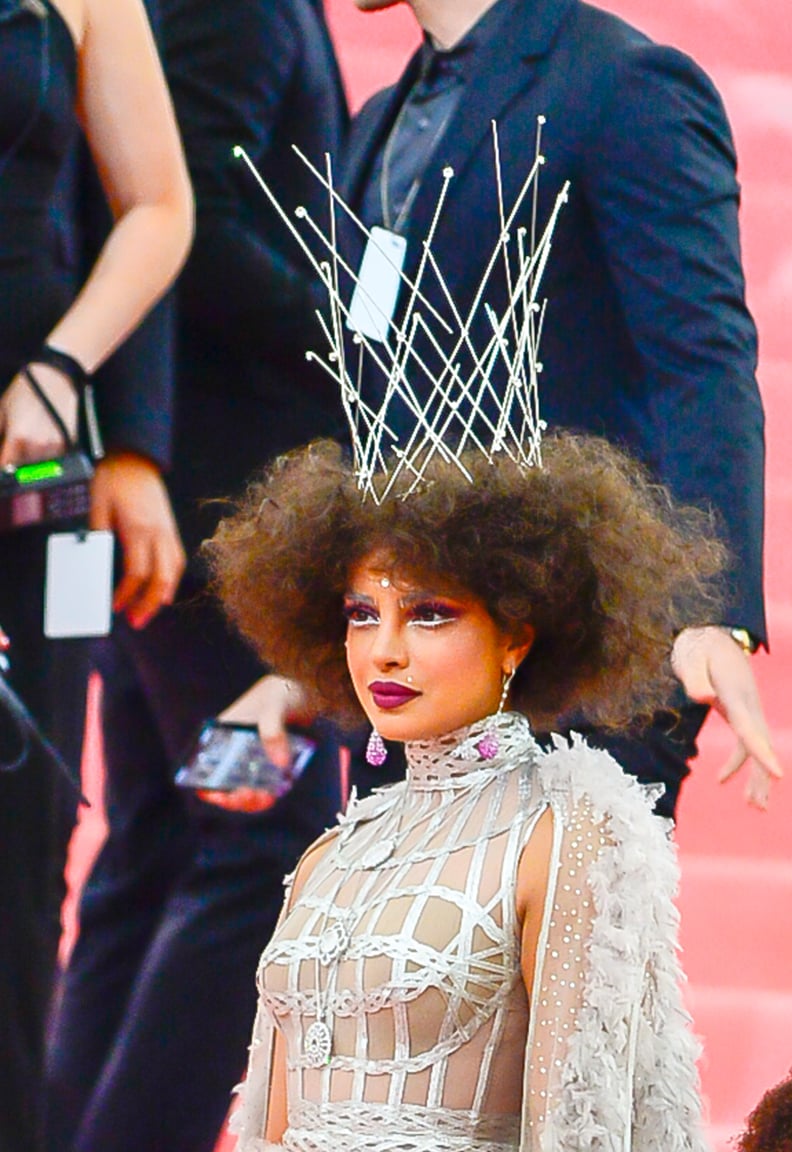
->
[233,123,568,504]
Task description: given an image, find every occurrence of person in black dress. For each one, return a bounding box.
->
[0,2,191,1149]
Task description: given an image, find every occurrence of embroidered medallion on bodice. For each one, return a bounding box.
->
[232,714,709,1152]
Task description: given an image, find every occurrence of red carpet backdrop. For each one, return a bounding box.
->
[64,4,792,1151]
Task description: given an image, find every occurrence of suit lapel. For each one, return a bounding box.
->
[406,0,576,243]
[338,0,577,279]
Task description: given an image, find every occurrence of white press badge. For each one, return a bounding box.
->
[44,530,114,638]
[346,226,407,344]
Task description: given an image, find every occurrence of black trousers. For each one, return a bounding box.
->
[44,583,343,1152]
[570,696,710,820]
[0,525,88,1152]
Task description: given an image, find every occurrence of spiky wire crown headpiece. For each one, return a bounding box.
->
[234,119,568,504]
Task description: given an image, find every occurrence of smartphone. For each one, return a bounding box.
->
[174,719,316,797]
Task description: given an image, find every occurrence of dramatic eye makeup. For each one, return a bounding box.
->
[405,599,462,627]
[343,592,463,629]
[343,597,379,627]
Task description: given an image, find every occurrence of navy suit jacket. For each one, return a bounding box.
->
[339,0,766,643]
[160,0,349,561]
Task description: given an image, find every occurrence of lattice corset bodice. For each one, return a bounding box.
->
[257,715,545,1151]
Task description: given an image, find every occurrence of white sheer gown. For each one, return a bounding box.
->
[231,712,709,1152]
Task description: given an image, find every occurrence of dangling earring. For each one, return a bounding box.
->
[477,667,514,761]
[366,728,388,767]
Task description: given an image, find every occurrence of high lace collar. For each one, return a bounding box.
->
[405,711,538,790]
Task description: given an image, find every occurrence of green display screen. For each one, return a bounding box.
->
[15,461,64,485]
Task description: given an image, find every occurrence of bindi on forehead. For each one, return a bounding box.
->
[348,560,468,604]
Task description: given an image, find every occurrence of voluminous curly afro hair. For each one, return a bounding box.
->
[737,1072,792,1152]
[207,432,725,731]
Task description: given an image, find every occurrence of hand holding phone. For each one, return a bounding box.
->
[175,719,316,811]
[217,674,307,770]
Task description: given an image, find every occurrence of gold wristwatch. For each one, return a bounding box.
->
[728,627,757,655]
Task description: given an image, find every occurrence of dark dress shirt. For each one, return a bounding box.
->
[360,0,510,233]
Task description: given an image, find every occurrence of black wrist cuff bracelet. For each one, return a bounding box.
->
[21,365,74,448]
[30,345,90,391]
[24,345,104,462]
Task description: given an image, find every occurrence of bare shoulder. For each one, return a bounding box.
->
[80,0,160,50]
[48,0,85,49]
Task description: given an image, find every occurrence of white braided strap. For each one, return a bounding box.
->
[282,1100,519,1152]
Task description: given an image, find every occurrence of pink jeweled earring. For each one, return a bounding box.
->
[476,667,515,760]
[366,728,388,766]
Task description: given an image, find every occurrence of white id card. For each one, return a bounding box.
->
[44,530,114,638]
[346,226,407,343]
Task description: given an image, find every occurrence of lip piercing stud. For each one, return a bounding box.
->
[380,577,391,588]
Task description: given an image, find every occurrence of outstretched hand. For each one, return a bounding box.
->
[198,675,310,813]
[671,626,782,809]
[90,452,186,629]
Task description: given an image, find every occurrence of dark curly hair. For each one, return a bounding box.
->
[207,433,725,731]
[737,1072,792,1152]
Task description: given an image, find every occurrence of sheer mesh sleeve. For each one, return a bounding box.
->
[520,736,709,1152]
[229,999,280,1152]
[230,868,299,1152]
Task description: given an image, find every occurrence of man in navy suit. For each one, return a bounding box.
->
[338,0,779,811]
[45,4,349,1151]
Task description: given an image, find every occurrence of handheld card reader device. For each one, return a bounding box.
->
[0,452,93,533]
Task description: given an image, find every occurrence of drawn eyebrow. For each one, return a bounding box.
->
[400,591,460,607]
[343,590,463,608]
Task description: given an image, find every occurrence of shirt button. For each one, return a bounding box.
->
[418,117,430,131]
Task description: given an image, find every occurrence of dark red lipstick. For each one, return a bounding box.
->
[369,680,421,709]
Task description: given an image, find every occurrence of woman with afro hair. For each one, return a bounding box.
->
[209,432,724,1152]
